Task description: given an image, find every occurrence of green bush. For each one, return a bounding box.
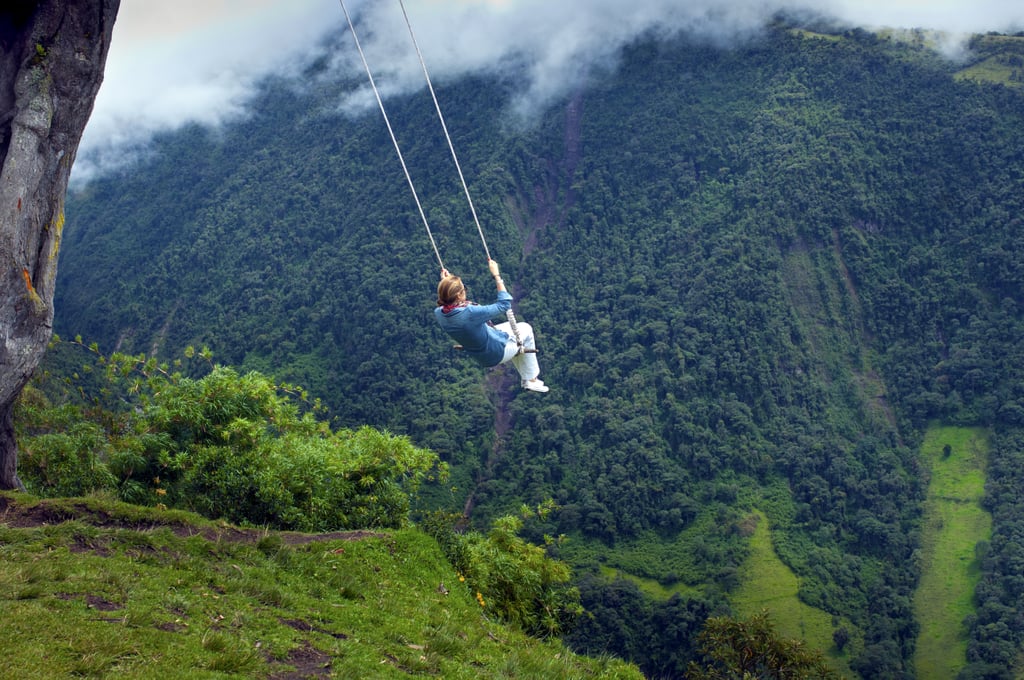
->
[15,386,116,496]
[687,610,839,679]
[180,425,434,530]
[15,343,444,531]
[421,503,581,638]
[17,422,116,497]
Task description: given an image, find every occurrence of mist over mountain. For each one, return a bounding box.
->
[55,20,1024,678]
[78,0,1024,181]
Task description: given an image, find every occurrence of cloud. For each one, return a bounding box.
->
[75,0,340,182]
[74,0,1024,183]
[331,0,783,121]
[826,0,1023,35]
[338,0,1024,114]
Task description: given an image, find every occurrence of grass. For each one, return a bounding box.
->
[596,564,702,601]
[789,28,843,42]
[913,425,992,680]
[731,509,854,679]
[955,35,1024,88]
[0,491,642,679]
[955,59,1024,88]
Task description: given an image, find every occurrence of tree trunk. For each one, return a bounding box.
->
[0,0,119,490]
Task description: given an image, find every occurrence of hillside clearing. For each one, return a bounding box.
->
[913,426,992,679]
[732,510,854,678]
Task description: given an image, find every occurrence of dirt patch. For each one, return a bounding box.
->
[85,594,123,611]
[0,494,387,547]
[70,536,112,557]
[0,497,83,528]
[268,641,333,680]
[53,592,123,611]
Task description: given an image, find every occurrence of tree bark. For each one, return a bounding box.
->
[0,0,119,490]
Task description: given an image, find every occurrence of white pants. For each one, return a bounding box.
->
[494,321,540,382]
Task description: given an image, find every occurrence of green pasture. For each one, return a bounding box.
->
[731,510,854,678]
[596,564,701,601]
[913,426,992,680]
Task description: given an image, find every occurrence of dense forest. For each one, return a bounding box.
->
[47,19,1024,678]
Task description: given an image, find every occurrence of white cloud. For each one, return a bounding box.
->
[330,0,781,121]
[74,0,1024,183]
[826,0,1023,35]
[75,0,340,181]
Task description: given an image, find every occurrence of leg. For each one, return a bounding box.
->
[494,322,542,384]
[510,322,540,382]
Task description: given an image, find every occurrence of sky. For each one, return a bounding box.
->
[73,0,1024,182]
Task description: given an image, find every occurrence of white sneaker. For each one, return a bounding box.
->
[522,379,549,393]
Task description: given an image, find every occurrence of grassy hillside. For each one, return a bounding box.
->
[913,426,992,679]
[732,510,852,677]
[955,35,1024,88]
[0,492,641,679]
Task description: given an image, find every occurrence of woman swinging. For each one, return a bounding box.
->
[338,0,546,392]
[435,260,549,393]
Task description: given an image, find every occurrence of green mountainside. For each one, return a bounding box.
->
[48,21,1024,678]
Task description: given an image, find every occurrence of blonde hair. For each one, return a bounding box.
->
[437,275,465,306]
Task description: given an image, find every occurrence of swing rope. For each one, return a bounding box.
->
[339,2,531,355]
[397,0,492,262]
[395,3,528,359]
[337,0,445,270]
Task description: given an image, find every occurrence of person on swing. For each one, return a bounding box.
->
[435,259,548,393]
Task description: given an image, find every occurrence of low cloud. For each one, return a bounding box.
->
[75,0,337,182]
[333,0,780,121]
[74,0,1024,183]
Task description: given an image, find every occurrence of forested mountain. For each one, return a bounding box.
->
[52,20,1024,679]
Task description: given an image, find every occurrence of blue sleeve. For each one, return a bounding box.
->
[461,291,512,322]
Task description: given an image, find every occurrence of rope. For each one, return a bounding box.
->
[505,309,524,353]
[398,0,492,262]
[339,2,539,357]
[337,0,445,270]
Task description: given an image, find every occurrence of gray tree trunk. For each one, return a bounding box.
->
[0,1,119,490]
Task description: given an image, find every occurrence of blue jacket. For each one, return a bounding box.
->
[435,291,512,367]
